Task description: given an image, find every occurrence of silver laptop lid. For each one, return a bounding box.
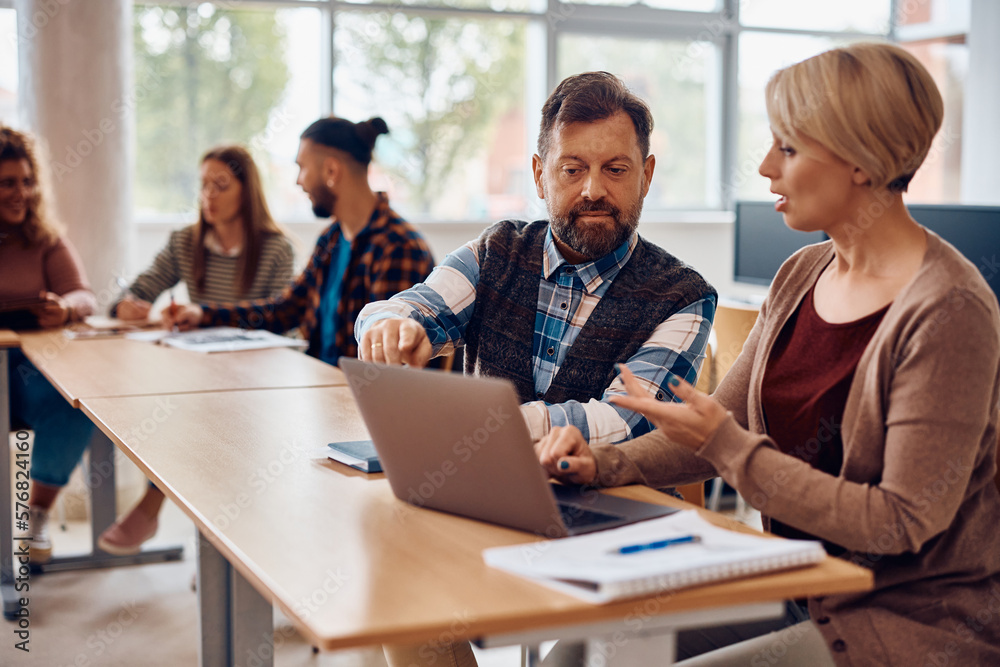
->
[339,358,570,537]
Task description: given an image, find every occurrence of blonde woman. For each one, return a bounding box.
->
[0,126,98,563]
[538,43,1000,665]
[99,145,295,555]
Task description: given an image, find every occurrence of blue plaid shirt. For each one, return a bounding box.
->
[357,228,714,444]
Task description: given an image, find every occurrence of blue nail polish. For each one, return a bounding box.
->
[668,375,681,387]
[559,460,570,470]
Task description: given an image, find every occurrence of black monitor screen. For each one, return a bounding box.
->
[734,201,1000,300]
[733,201,826,286]
[908,204,1000,303]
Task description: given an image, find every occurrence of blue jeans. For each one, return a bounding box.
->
[8,349,96,487]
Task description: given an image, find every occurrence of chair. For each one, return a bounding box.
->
[706,302,760,513]
[712,301,760,388]
[672,345,716,508]
[677,483,705,507]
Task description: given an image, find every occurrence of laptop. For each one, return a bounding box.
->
[339,357,677,537]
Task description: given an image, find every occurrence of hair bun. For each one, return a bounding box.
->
[368,117,389,137]
[356,117,389,151]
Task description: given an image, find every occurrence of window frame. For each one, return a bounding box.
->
[124,1,909,217]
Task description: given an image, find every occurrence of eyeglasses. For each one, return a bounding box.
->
[202,179,237,196]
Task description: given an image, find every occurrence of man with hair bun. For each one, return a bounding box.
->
[166,116,435,365]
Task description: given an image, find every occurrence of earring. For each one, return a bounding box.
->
[327,180,334,188]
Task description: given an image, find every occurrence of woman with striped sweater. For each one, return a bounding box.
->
[97,145,295,555]
[114,144,295,318]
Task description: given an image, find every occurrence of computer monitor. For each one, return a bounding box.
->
[733,201,1000,301]
[733,201,826,286]
[908,204,1000,302]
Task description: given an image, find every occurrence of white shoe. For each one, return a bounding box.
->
[27,507,52,564]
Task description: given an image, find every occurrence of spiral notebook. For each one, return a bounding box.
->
[482,510,826,604]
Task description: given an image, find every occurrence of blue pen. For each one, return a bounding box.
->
[612,534,701,555]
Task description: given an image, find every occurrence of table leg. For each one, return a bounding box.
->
[198,532,273,667]
[0,349,21,620]
[36,429,184,572]
[89,429,117,542]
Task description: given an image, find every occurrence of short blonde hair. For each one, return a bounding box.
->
[765,42,944,192]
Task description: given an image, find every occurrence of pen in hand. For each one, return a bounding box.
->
[611,534,702,555]
[168,290,179,332]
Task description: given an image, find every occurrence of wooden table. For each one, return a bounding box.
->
[17,330,346,407]
[2,331,347,602]
[81,386,873,666]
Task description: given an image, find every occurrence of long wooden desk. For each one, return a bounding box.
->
[81,386,873,666]
[2,330,347,617]
[17,330,347,407]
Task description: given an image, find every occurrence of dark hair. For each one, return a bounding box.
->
[537,72,653,160]
[299,116,389,167]
[0,125,61,248]
[195,144,286,296]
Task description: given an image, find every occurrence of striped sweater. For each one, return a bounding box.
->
[122,226,295,305]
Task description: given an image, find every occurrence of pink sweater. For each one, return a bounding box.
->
[0,232,97,320]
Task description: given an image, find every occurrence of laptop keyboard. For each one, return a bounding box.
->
[558,503,622,529]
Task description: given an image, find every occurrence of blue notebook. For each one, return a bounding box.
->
[327,439,382,473]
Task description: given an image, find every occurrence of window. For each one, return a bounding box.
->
[133,4,322,222]
[740,0,891,33]
[895,1,970,204]
[558,33,715,209]
[131,0,965,223]
[0,8,18,126]
[333,11,528,220]
[735,32,852,203]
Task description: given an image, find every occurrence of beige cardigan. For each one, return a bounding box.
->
[592,231,1000,666]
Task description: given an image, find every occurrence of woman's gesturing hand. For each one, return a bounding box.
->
[609,365,727,452]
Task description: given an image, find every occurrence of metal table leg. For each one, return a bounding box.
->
[198,532,273,667]
[36,429,184,572]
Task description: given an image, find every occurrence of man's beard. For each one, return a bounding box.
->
[549,197,643,261]
[311,187,336,219]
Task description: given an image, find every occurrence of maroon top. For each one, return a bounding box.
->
[761,284,888,552]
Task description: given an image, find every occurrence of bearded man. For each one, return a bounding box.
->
[357,71,716,448]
